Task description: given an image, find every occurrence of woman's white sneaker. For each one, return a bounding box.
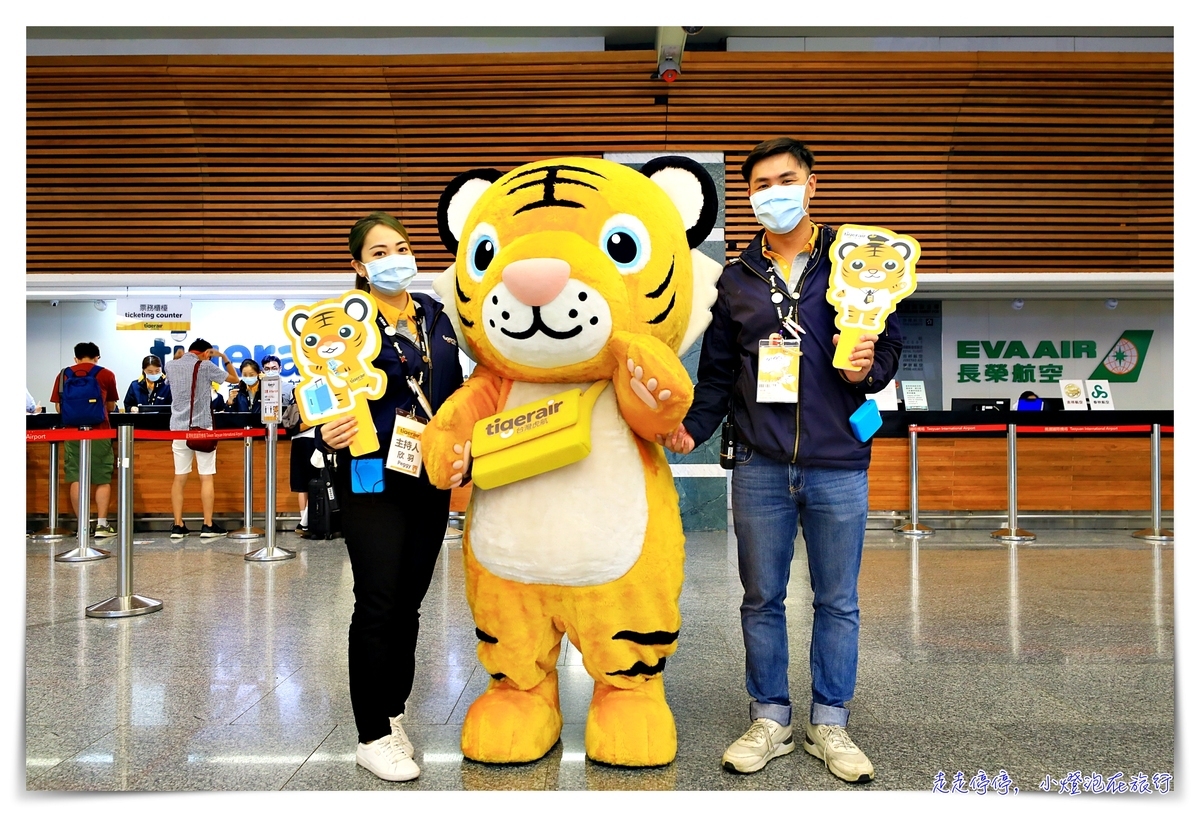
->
[722,718,794,773]
[389,713,414,758]
[356,734,420,782]
[803,723,874,783]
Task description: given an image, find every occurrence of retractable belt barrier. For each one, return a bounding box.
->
[27,423,295,587]
[897,422,1173,543]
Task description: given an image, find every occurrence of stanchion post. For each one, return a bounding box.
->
[245,422,295,562]
[1133,423,1173,542]
[229,426,264,539]
[991,423,1035,542]
[87,422,162,617]
[32,440,72,540]
[896,424,934,537]
[55,432,111,562]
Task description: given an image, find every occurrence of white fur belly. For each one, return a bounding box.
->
[468,380,649,586]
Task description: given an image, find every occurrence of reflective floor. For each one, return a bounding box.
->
[25,522,1174,792]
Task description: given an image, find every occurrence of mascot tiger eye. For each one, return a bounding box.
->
[422,156,722,767]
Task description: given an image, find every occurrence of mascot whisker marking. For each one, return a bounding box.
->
[423,155,723,767]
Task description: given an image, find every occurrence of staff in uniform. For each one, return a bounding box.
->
[123,355,172,411]
[226,359,263,415]
[317,211,464,783]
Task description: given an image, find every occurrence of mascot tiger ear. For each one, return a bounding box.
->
[433,167,504,361]
[437,168,505,254]
[640,156,723,355]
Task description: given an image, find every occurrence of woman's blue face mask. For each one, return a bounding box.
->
[365,253,418,295]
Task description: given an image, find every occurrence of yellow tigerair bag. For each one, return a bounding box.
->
[469,381,608,490]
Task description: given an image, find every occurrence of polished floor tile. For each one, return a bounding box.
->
[25,526,1174,791]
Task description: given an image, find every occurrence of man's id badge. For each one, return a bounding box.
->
[386,411,426,477]
[757,337,801,404]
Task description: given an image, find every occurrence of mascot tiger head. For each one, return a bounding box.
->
[434,156,723,383]
[284,292,383,394]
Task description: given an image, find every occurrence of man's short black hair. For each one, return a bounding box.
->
[188,338,214,354]
[260,354,282,368]
[741,138,815,183]
[74,341,100,360]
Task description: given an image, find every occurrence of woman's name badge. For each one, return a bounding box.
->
[386,412,426,477]
[757,337,801,404]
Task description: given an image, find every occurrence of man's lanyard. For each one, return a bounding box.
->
[375,305,434,419]
[766,257,814,341]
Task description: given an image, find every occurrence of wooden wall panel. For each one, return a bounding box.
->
[27,51,1171,278]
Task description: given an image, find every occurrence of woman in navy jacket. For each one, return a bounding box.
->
[225,359,263,415]
[316,211,464,784]
[123,355,172,410]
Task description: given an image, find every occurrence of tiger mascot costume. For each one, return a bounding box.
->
[422,156,722,767]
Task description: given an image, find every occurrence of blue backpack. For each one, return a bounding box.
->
[58,366,108,428]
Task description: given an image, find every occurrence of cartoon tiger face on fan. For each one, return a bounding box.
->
[434,156,721,382]
[283,292,385,422]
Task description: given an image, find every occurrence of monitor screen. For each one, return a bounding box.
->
[950,398,1011,412]
[1016,398,1044,411]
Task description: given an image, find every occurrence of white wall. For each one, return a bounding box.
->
[27,300,301,409]
[940,299,1173,410]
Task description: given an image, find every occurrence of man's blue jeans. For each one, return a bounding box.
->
[730,444,868,728]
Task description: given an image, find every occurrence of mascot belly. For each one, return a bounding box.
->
[470,381,648,585]
[422,155,723,767]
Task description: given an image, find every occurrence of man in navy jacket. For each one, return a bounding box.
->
[665,138,902,782]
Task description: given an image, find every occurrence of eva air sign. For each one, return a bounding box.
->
[955,330,1153,384]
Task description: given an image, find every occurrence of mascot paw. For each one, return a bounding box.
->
[584,682,677,767]
[626,358,673,410]
[461,676,563,764]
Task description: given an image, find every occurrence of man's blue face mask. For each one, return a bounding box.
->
[749,182,809,235]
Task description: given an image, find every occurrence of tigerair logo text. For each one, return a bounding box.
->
[486,400,564,440]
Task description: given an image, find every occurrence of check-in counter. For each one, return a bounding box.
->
[865,410,1173,514]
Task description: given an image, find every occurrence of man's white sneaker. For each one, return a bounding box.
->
[389,713,414,758]
[722,718,794,774]
[803,723,874,783]
[356,734,420,782]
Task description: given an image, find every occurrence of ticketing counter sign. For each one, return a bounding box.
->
[115,298,191,331]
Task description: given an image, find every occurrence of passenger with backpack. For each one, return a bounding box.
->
[49,342,121,538]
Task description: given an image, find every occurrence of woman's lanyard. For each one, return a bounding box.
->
[375,306,435,420]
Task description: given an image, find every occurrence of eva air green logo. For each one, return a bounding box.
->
[1091,330,1153,382]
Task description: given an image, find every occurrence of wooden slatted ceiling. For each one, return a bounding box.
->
[27,51,1171,277]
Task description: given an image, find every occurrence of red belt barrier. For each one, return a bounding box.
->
[911,424,1007,433]
[26,427,283,443]
[1017,425,1151,434]
[25,428,117,443]
[1164,426,1174,433]
[135,428,270,441]
[911,424,1162,434]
